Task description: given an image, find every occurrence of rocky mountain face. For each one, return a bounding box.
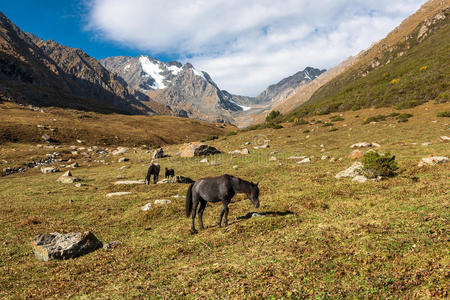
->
[0,11,151,114]
[255,67,325,105]
[100,55,250,123]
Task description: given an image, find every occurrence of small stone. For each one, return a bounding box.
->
[57,171,80,184]
[321,155,330,160]
[141,203,153,211]
[421,142,432,146]
[439,136,450,142]
[103,241,121,251]
[297,158,311,164]
[106,192,132,197]
[233,165,238,169]
[418,156,448,167]
[41,167,59,174]
[114,180,145,185]
[349,149,364,160]
[352,175,368,183]
[118,157,129,163]
[335,162,363,179]
[269,156,277,161]
[154,199,171,205]
[200,158,208,163]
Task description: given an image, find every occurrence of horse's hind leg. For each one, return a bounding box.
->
[217,203,226,227]
[191,194,200,234]
[197,199,207,230]
[223,204,230,227]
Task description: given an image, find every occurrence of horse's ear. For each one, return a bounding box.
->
[256,182,259,186]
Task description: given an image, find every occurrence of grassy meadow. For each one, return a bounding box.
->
[0,101,449,298]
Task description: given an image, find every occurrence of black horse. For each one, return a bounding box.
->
[165,168,175,179]
[185,174,259,233]
[145,163,160,184]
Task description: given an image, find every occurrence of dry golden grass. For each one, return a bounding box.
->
[0,101,449,298]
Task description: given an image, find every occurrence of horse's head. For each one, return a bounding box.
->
[248,182,260,208]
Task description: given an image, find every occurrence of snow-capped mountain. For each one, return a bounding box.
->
[100,55,249,123]
[255,67,326,105]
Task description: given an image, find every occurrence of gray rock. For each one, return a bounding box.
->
[180,142,221,157]
[297,158,311,164]
[41,166,59,174]
[350,142,380,148]
[352,175,368,183]
[335,162,363,179]
[106,192,132,197]
[103,241,121,251]
[418,156,449,167]
[31,232,102,261]
[57,171,80,184]
[176,176,195,184]
[154,199,171,205]
[141,203,153,211]
[114,180,145,185]
[111,147,129,156]
[118,157,129,163]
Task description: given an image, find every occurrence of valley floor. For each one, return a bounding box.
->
[0,102,449,298]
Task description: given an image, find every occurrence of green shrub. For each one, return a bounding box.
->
[266,110,281,122]
[227,131,238,136]
[323,122,334,127]
[387,112,400,117]
[266,122,283,129]
[396,113,413,123]
[205,135,218,141]
[328,128,338,132]
[362,151,398,178]
[293,117,309,125]
[330,116,344,122]
[303,129,310,133]
[437,111,450,118]
[362,115,386,124]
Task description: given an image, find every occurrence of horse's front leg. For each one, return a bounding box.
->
[191,197,200,234]
[217,203,226,227]
[223,203,230,227]
[153,174,158,184]
[198,200,207,230]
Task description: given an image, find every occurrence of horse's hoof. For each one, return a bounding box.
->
[190,229,198,235]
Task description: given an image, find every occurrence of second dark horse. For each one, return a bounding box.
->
[185,174,260,233]
[145,163,160,184]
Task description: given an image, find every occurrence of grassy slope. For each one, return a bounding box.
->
[286,8,449,120]
[0,101,448,298]
[0,101,235,147]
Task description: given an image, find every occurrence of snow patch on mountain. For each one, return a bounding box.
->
[168,65,182,75]
[139,56,166,89]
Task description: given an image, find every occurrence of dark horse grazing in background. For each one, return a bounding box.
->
[165,168,175,179]
[145,163,160,184]
[185,174,259,233]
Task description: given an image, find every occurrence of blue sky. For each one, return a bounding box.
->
[0,0,427,96]
[0,0,175,61]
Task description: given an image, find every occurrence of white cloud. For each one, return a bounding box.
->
[86,0,427,96]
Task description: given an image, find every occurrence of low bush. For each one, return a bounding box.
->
[397,113,413,123]
[362,114,387,124]
[266,122,283,129]
[330,116,344,122]
[266,110,282,122]
[323,122,334,127]
[437,111,450,118]
[362,151,398,178]
[205,135,218,141]
[227,131,238,136]
[293,118,309,125]
[328,128,338,132]
[303,129,310,133]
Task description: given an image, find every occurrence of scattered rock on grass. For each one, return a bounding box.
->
[118,157,129,163]
[114,180,145,185]
[111,147,129,156]
[57,171,80,184]
[31,232,102,261]
[103,241,121,251]
[154,199,171,205]
[297,158,311,164]
[418,156,448,167]
[106,192,132,197]
[350,142,380,148]
[41,166,59,174]
[439,136,450,142]
[349,149,364,160]
[141,203,153,211]
[335,162,363,179]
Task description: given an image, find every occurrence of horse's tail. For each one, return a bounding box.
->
[185,183,194,217]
